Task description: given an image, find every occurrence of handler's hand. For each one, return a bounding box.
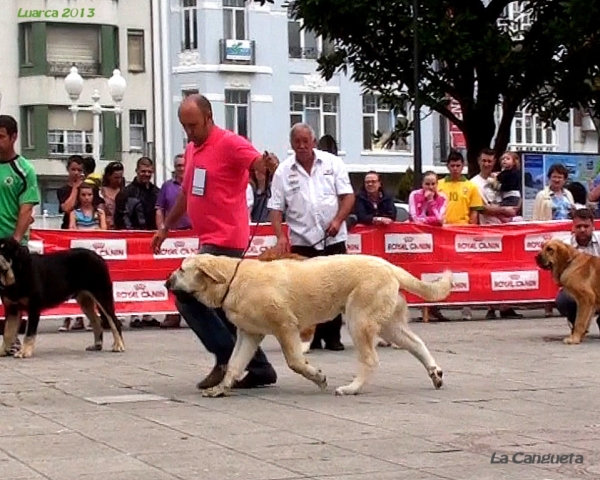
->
[264,151,280,174]
[275,236,290,254]
[326,218,342,238]
[152,228,168,254]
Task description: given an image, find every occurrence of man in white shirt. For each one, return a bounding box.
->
[268,123,355,351]
[556,207,600,332]
[470,148,523,320]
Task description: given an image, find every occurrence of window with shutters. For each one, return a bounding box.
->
[127,30,145,72]
[47,24,100,76]
[47,108,99,156]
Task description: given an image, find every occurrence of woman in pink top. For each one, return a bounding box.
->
[408,171,447,226]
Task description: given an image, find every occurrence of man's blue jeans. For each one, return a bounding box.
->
[175,244,273,372]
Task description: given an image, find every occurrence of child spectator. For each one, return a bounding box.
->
[59,184,106,332]
[408,171,447,226]
[490,152,522,222]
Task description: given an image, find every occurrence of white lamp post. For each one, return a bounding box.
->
[64,66,127,162]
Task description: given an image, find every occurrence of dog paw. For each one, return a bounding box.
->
[111,341,125,353]
[563,335,581,345]
[13,349,32,359]
[201,385,229,398]
[335,385,359,396]
[86,344,103,352]
[314,370,327,391]
[0,346,10,357]
[428,366,444,389]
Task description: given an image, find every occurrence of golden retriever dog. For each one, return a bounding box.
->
[256,248,316,353]
[536,238,600,344]
[165,253,452,397]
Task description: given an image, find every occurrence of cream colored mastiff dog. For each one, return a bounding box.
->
[166,253,453,397]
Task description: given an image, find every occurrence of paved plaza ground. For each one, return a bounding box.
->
[1,309,600,480]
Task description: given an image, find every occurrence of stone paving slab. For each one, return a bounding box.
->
[1,313,600,479]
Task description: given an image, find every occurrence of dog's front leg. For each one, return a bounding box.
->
[565,300,595,345]
[14,309,40,358]
[0,306,21,357]
[202,331,265,398]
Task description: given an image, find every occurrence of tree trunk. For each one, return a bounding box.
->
[493,101,520,165]
[462,108,498,177]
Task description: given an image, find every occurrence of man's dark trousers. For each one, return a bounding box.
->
[175,244,274,374]
[290,241,346,348]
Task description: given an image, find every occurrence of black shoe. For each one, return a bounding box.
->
[499,308,523,319]
[485,309,497,320]
[324,340,345,351]
[196,364,227,390]
[233,366,277,389]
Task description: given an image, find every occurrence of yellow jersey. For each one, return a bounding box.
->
[437,176,483,225]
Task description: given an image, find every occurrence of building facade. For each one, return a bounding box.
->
[0,0,157,216]
[157,0,598,187]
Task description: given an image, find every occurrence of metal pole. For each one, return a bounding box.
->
[91,90,102,163]
[412,0,423,190]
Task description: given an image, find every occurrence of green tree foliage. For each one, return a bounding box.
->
[254,0,600,174]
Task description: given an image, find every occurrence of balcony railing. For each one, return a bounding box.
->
[288,46,321,60]
[48,61,100,77]
[219,39,255,65]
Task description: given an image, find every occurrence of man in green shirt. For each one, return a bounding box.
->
[0,115,40,245]
[0,115,41,356]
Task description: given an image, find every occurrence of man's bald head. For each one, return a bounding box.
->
[179,94,213,116]
[178,94,214,146]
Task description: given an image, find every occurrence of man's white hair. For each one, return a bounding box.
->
[290,123,316,143]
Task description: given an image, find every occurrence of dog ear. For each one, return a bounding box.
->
[194,261,228,284]
[553,242,575,273]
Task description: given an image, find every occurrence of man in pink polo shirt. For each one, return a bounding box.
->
[152,94,279,390]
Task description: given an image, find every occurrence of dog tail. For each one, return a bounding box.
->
[392,266,453,302]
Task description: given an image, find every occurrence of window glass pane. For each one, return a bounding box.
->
[324,115,336,140]
[225,105,236,132]
[377,111,391,134]
[288,21,301,58]
[290,114,302,128]
[290,93,304,111]
[323,94,337,113]
[306,94,319,108]
[362,95,376,114]
[306,110,320,137]
[235,10,245,40]
[238,106,248,138]
[363,117,374,150]
[304,29,318,59]
[224,10,233,39]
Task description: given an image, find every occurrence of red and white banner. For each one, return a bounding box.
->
[0,221,591,318]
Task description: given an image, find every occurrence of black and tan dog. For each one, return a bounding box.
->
[0,237,125,358]
[536,238,600,345]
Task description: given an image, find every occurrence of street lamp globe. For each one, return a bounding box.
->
[64,66,84,103]
[107,69,127,103]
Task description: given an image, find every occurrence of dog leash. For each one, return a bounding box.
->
[219,157,274,306]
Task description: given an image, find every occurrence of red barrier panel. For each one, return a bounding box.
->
[0,221,589,318]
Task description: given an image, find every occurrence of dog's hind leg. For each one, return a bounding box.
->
[335,316,379,396]
[277,328,327,391]
[90,291,125,353]
[77,292,104,352]
[202,330,265,398]
[0,306,21,357]
[380,302,443,389]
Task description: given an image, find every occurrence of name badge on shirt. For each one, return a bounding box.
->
[192,168,206,196]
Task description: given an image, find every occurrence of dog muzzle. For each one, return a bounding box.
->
[534,254,551,270]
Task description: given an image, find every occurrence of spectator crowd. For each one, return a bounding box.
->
[1,93,599,389]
